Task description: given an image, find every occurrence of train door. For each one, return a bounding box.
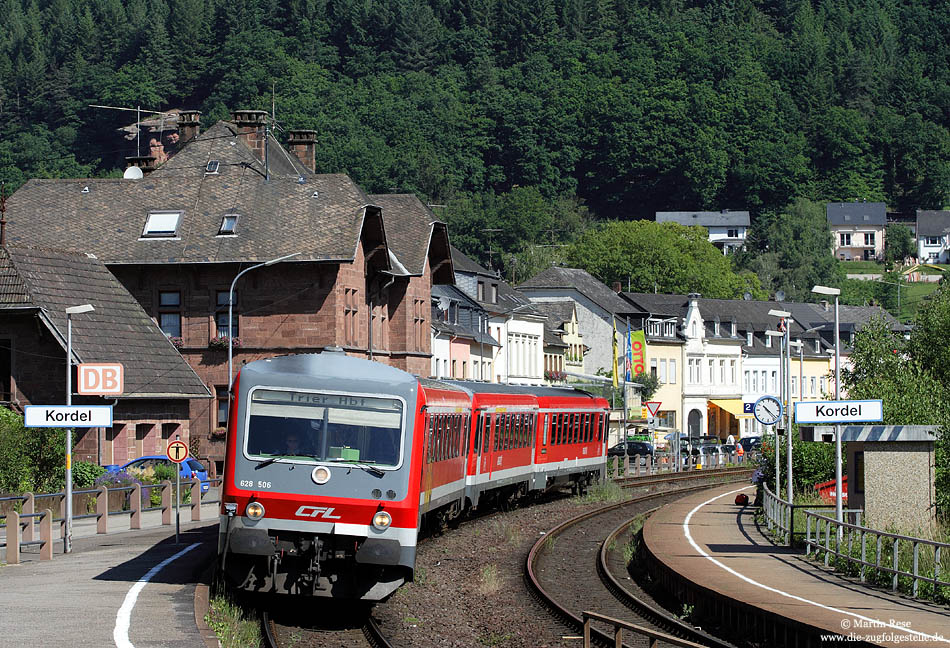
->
[421,411,434,515]
[481,411,495,480]
[535,412,549,464]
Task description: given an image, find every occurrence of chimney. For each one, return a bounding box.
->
[230,109,268,161]
[287,130,317,173]
[612,281,622,293]
[125,155,157,174]
[177,110,201,143]
[821,299,830,312]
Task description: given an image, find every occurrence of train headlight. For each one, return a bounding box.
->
[245,501,265,520]
[312,466,331,485]
[372,510,392,531]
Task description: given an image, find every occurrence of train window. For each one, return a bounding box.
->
[245,388,403,468]
[556,414,564,445]
[584,413,591,442]
[475,415,484,454]
[493,414,500,452]
[485,415,493,453]
[572,414,580,443]
[541,414,548,446]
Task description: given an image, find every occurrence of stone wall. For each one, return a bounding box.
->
[861,441,937,536]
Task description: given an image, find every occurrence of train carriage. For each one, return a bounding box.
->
[218,351,611,602]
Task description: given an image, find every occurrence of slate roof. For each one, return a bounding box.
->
[519,266,633,317]
[915,211,950,237]
[5,121,374,265]
[369,194,453,282]
[0,246,210,398]
[529,301,575,329]
[450,247,541,316]
[655,210,750,227]
[430,284,498,347]
[782,301,907,334]
[827,202,887,227]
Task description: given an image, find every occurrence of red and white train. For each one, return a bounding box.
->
[218,349,609,600]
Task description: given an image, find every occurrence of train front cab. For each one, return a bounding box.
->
[218,353,424,601]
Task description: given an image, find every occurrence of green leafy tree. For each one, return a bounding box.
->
[884,223,915,265]
[0,408,67,493]
[567,220,765,299]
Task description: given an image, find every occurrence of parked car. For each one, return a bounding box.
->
[105,455,210,492]
[608,441,655,464]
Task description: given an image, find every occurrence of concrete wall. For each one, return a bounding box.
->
[852,441,937,536]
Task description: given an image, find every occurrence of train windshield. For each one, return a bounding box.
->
[245,388,404,468]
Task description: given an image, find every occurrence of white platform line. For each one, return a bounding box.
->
[114,542,201,648]
[682,489,949,644]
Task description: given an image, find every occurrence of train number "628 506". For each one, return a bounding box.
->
[239,480,271,489]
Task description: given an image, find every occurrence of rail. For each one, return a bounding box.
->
[582,610,709,648]
[0,477,221,564]
[804,509,950,599]
[761,483,841,546]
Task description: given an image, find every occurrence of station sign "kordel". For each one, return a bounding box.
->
[794,399,883,425]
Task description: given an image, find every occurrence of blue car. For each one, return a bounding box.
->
[105,455,210,492]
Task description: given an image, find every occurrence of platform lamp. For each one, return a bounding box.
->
[765,329,785,498]
[812,285,842,533]
[227,253,301,388]
[65,303,95,554]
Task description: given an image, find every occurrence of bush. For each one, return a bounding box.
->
[0,408,67,493]
[73,461,106,488]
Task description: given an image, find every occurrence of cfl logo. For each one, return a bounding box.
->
[295,506,342,519]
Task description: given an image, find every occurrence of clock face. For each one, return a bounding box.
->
[753,396,783,426]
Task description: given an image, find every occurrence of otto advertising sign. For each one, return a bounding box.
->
[77,363,124,396]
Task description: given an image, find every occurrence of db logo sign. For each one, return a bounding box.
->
[77,363,124,396]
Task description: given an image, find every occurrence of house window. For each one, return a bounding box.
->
[489,284,498,303]
[669,359,676,384]
[714,319,720,336]
[216,386,229,427]
[730,359,736,384]
[840,233,852,246]
[746,331,753,346]
[727,229,739,238]
[925,236,940,246]
[161,422,179,440]
[413,298,426,351]
[206,160,220,174]
[765,335,772,348]
[477,281,485,301]
[648,320,661,336]
[744,370,750,391]
[731,320,737,337]
[760,370,767,392]
[158,290,182,338]
[811,377,816,396]
[708,359,715,383]
[218,213,238,235]
[751,371,757,392]
[864,232,875,246]
[0,340,11,401]
[664,321,675,336]
[719,359,725,383]
[771,371,777,392]
[659,359,667,383]
[142,210,181,238]
[792,377,798,396]
[691,322,697,337]
[216,290,237,337]
[345,288,359,346]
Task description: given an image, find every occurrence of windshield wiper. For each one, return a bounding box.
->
[328,458,385,477]
[255,455,289,469]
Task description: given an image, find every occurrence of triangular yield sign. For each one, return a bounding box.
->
[645,401,662,417]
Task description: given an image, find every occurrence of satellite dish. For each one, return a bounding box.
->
[775,290,786,302]
[123,166,144,180]
[743,292,752,301]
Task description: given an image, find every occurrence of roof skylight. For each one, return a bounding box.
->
[218,214,238,235]
[142,211,181,238]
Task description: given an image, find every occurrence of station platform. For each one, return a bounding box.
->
[643,484,950,648]
[0,501,219,647]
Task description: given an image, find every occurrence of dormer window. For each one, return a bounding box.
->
[142,210,181,238]
[765,335,772,348]
[746,331,753,346]
[713,318,720,337]
[815,338,821,353]
[664,321,675,337]
[648,320,661,336]
[206,160,220,174]
[731,319,737,337]
[218,213,238,235]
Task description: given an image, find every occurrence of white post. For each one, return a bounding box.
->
[785,323,793,506]
[834,294,842,533]
[65,313,73,555]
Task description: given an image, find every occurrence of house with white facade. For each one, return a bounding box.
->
[430,283,498,380]
[451,247,545,385]
[655,210,750,254]
[915,210,950,263]
[519,266,636,378]
[827,201,886,261]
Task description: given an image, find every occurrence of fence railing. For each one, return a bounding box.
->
[761,483,843,546]
[805,509,950,599]
[0,477,221,564]
[608,450,755,480]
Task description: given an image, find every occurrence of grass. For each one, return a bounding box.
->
[479,631,513,646]
[404,615,422,627]
[492,518,523,546]
[898,281,941,321]
[577,480,625,504]
[839,260,884,274]
[479,564,501,594]
[204,595,261,648]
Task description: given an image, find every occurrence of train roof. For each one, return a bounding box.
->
[238,350,418,388]
[440,380,598,399]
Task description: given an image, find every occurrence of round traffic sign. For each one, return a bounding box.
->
[166,439,189,464]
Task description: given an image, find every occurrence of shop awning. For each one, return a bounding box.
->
[709,399,753,418]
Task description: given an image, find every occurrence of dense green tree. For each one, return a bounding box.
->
[566,220,764,299]
[884,223,915,264]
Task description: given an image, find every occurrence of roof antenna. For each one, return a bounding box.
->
[482,228,501,270]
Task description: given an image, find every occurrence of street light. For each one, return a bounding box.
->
[65,303,95,554]
[228,253,301,387]
[769,308,793,503]
[813,285,842,531]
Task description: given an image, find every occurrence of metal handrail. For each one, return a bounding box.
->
[761,484,839,546]
[609,450,749,479]
[805,509,950,598]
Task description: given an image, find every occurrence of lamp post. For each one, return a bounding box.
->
[813,285,842,531]
[227,253,300,387]
[65,303,95,554]
[766,329,784,497]
[769,308,793,502]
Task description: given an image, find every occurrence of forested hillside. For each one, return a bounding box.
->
[2,0,949,280]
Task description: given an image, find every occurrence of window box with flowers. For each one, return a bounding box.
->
[211,427,227,440]
[169,336,184,349]
[209,335,240,349]
[544,369,567,382]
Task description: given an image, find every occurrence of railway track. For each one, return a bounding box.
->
[526,470,753,647]
[262,606,393,648]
